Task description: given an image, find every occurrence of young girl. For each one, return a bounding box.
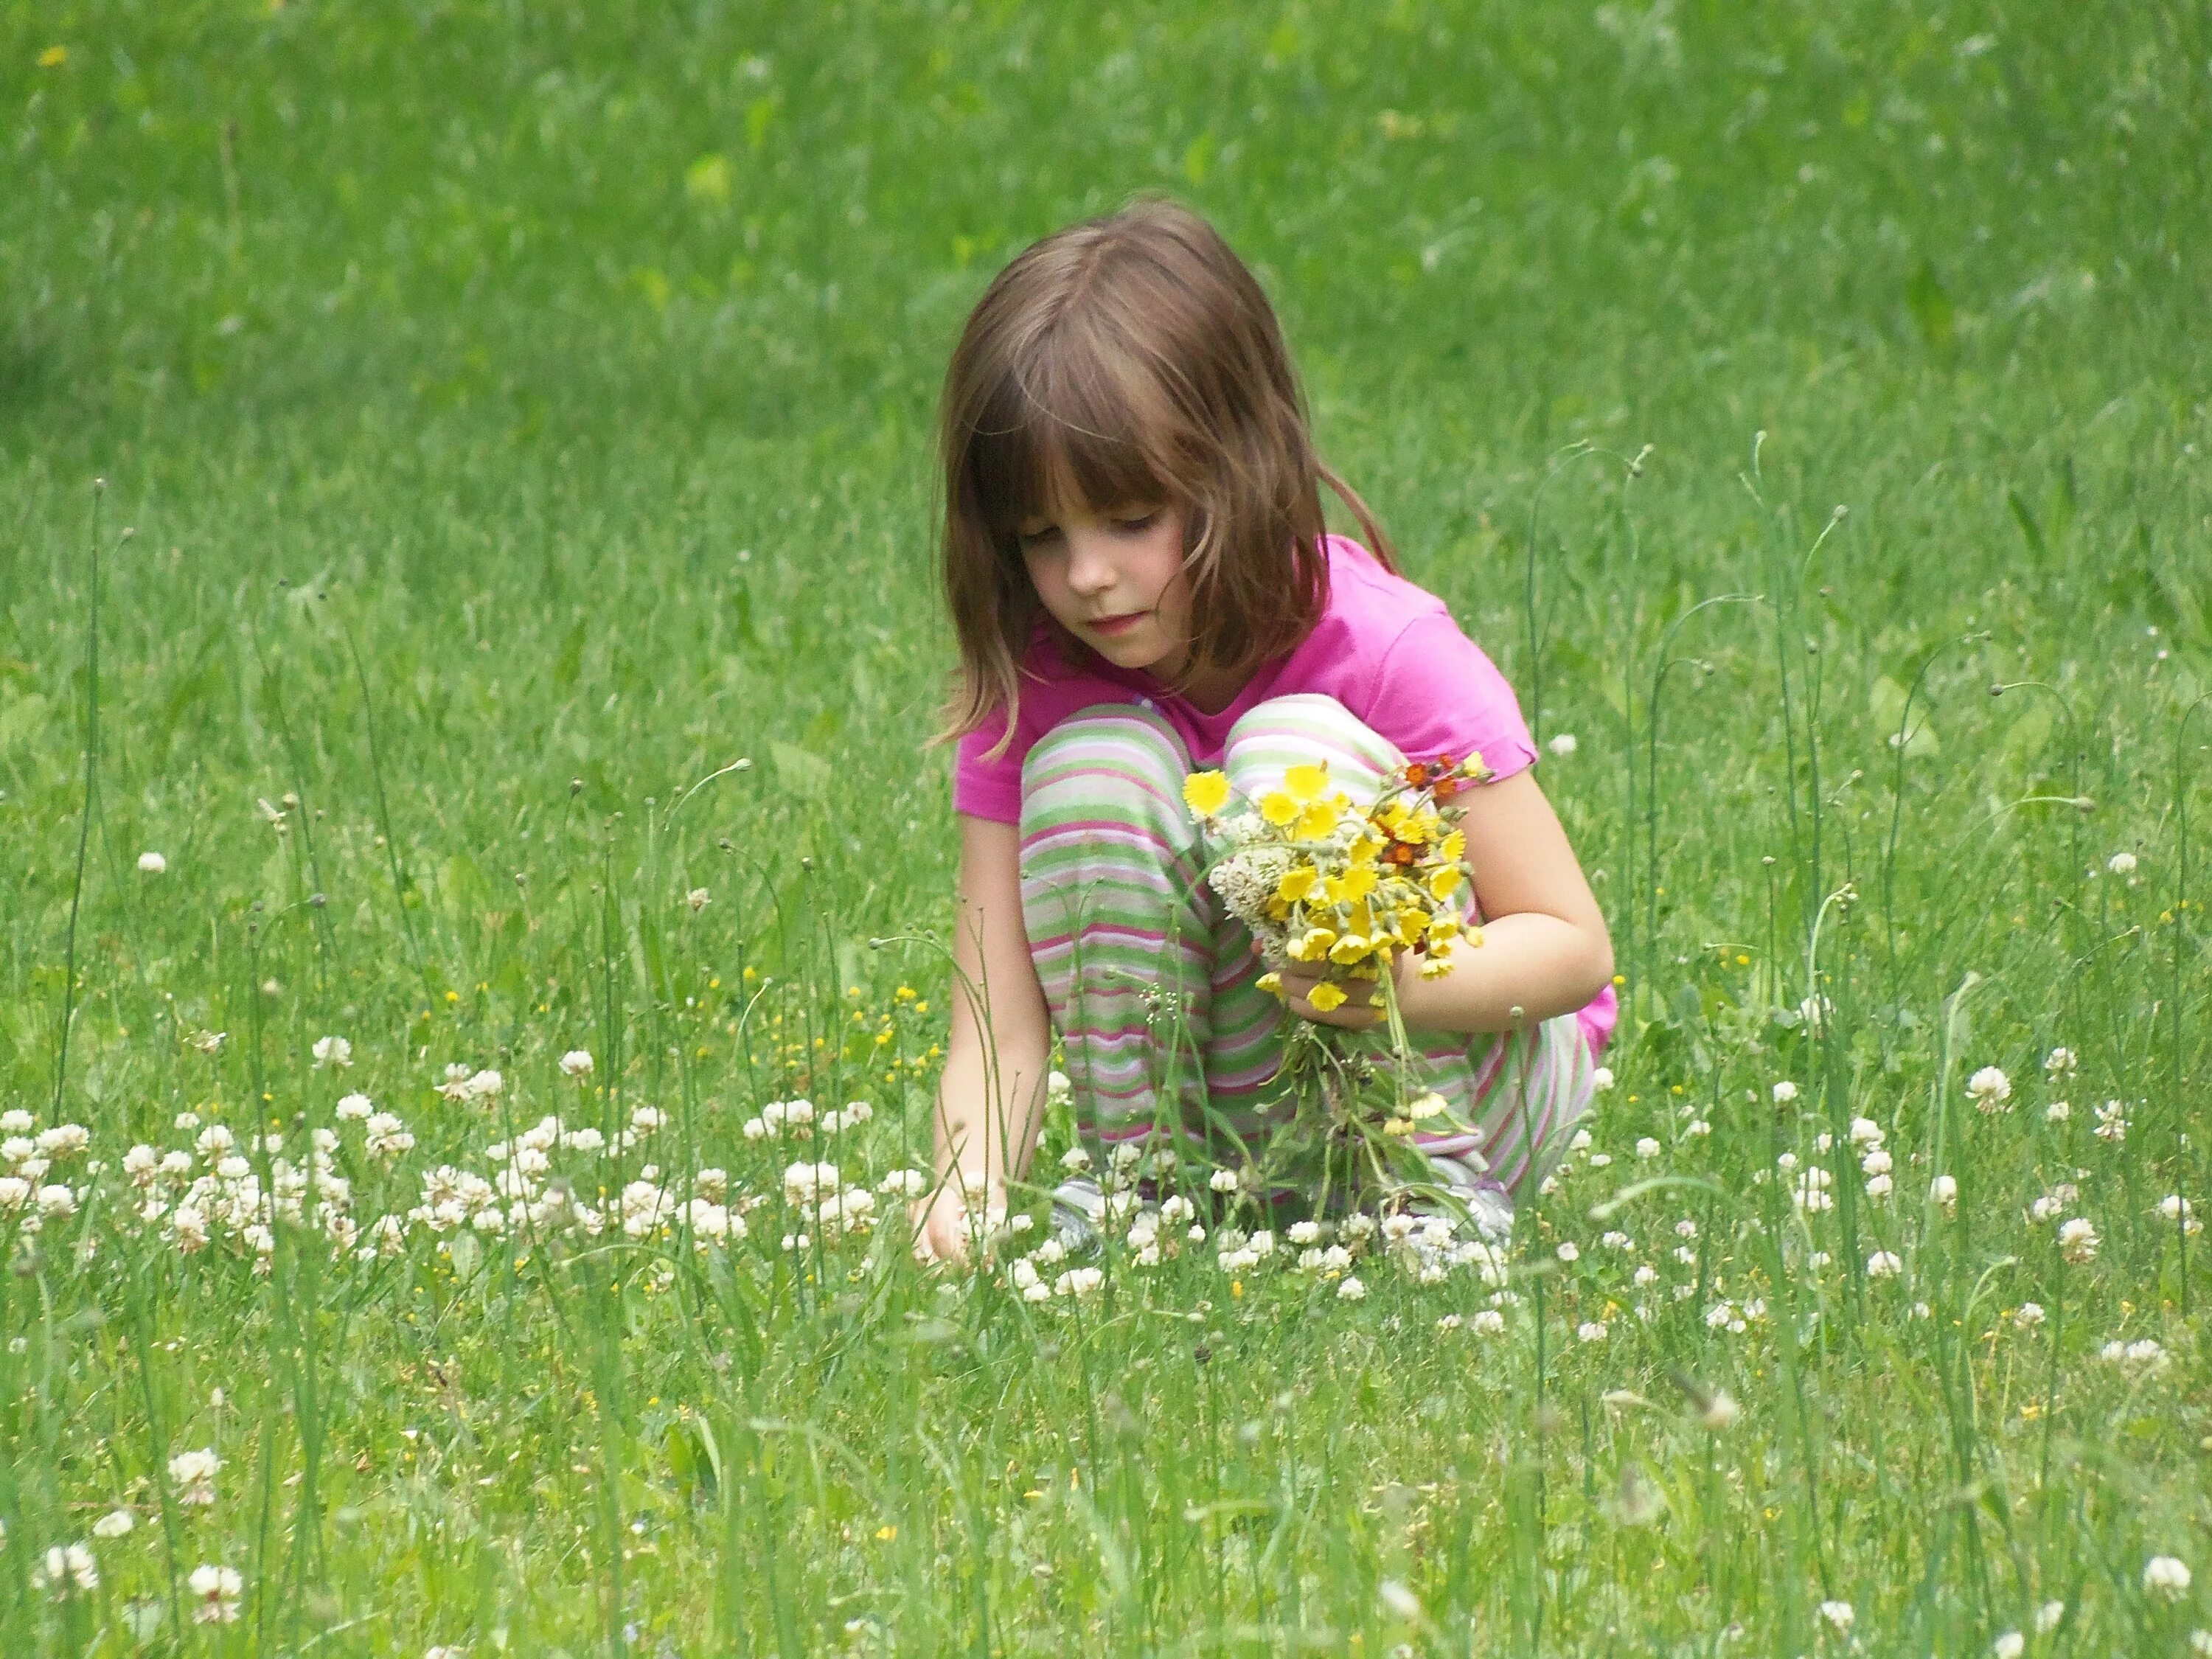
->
[919,197,1615,1262]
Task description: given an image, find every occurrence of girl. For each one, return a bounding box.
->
[919,197,1615,1263]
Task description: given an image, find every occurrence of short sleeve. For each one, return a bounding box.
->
[953,714,1025,824]
[1365,612,1539,784]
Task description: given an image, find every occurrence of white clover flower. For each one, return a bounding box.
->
[1992,1632,2024,1659]
[1700,1389,1742,1431]
[2107,851,2138,876]
[1686,1118,1711,1137]
[1966,1066,2012,1111]
[2034,1601,2065,1633]
[1556,1240,1580,1263]
[1287,1220,1322,1247]
[2144,1556,2192,1600]
[32,1541,99,1595]
[1576,1319,1607,1343]
[1633,1263,1659,1286]
[1336,1275,1368,1301]
[91,1508,135,1539]
[1771,1080,1799,1105]
[559,1049,594,1077]
[1860,1148,1893,1177]
[335,1093,373,1122]
[1472,1308,1506,1336]
[1635,1136,1661,1160]
[311,1035,353,1069]
[1591,1066,1615,1093]
[2045,1099,2071,1122]
[1547,731,1579,756]
[686,887,712,914]
[137,850,167,874]
[188,1562,243,1623]
[2044,1046,2078,1077]
[1848,1116,1885,1146]
[2059,1217,2100,1263]
[1208,1167,1241,1194]
[1054,1266,1102,1298]
[2011,1302,2045,1329]
[2094,1099,2129,1144]
[1865,1250,1903,1278]
[170,1447,220,1506]
[2157,1194,2203,1235]
[1930,1174,1958,1214]
[37,1124,88,1159]
[1058,1145,1093,1173]
[1818,1600,1854,1633]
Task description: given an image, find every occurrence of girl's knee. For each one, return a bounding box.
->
[1019,703,1194,835]
[1222,693,1401,793]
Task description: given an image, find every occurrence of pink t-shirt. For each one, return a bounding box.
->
[953,534,1539,822]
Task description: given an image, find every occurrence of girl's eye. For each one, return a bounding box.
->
[1113,511,1160,534]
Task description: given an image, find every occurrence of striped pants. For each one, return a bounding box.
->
[1018,693,1607,1216]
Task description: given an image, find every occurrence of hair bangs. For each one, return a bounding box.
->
[967,322,1181,540]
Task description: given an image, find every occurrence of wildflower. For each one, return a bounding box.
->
[90,1506,135,1538]
[2045,1099,2072,1122]
[1866,1250,1903,1278]
[2100,1338,2172,1377]
[1208,1167,1241,1194]
[364,1114,414,1159]
[2107,851,2138,876]
[188,1562,243,1623]
[1818,1600,1854,1633]
[1848,1116,1885,1146]
[1699,1390,1742,1431]
[2158,1194,2203,1235]
[2093,1099,2129,1143]
[1686,1118,1711,1137]
[32,1542,99,1595]
[1556,1240,1580,1263]
[1966,1066,2012,1111]
[559,1049,594,1077]
[1860,1148,1892,1176]
[1635,1137,1661,1160]
[1771,1080,1798,1104]
[2034,1601,2065,1633]
[1472,1308,1506,1335]
[1054,1266,1102,1298]
[2011,1302,2045,1329]
[189,1029,226,1054]
[138,850,167,874]
[1182,771,1231,818]
[2045,1046,2078,1077]
[1576,1319,1607,1342]
[1930,1175,1957,1214]
[170,1447,220,1506]
[335,1092,373,1121]
[312,1035,353,1069]
[1337,1275,1368,1301]
[1992,1633,2024,1659]
[1547,731,1579,756]
[2059,1217,2100,1263]
[2143,1556,2192,1600]
[1592,1066,1615,1093]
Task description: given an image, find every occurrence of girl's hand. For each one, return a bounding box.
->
[1262,939,1416,1032]
[912,1170,1002,1265]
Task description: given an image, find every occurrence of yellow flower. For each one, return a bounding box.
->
[1293,801,1338,841]
[1258,790,1298,826]
[1419,956,1453,979]
[1427,865,1463,901]
[38,44,67,66]
[1183,771,1231,818]
[1395,906,1427,946]
[1440,829,1466,862]
[1284,761,1331,801]
[1275,866,1318,904]
[1349,833,1383,866]
[1383,1116,1415,1137]
[1255,971,1284,996]
[1328,933,1373,965]
[1288,928,1337,962]
[1306,981,1349,1012]
[1427,914,1461,943]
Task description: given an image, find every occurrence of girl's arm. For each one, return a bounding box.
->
[1276,768,1613,1036]
[918,812,1055,1260]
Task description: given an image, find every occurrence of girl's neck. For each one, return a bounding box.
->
[1143,655,1251,716]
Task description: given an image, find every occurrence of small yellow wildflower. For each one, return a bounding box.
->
[1276,867,1318,904]
[1257,790,1298,825]
[1306,981,1349,1012]
[1183,771,1231,818]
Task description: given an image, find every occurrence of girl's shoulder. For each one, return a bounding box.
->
[1306,534,1459,653]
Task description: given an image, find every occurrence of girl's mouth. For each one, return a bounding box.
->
[1089,611,1148,637]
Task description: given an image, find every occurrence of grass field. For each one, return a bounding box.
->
[4,1,2212,1652]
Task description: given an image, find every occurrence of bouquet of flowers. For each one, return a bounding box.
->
[1180,751,1492,1214]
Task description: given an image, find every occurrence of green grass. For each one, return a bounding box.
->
[4,0,2211,1652]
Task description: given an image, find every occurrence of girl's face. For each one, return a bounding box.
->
[1015,495,1200,681]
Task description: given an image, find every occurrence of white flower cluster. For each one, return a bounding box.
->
[779,1159,875,1246]
[119,1120,359,1268]
[740,1096,871,1141]
[1850,1116,1893,1200]
[0,1110,90,1230]
[2098,1338,2171,1378]
[1966,1065,2012,1113]
[436,1063,506,1104]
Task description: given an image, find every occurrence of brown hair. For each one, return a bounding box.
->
[929,195,1396,762]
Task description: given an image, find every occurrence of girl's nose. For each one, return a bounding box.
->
[1065,532,1117,597]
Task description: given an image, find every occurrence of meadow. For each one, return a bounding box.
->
[3,0,2211,1652]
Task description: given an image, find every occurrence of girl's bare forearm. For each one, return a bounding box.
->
[932,1031,1052,1188]
[1399,912,1614,1035]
